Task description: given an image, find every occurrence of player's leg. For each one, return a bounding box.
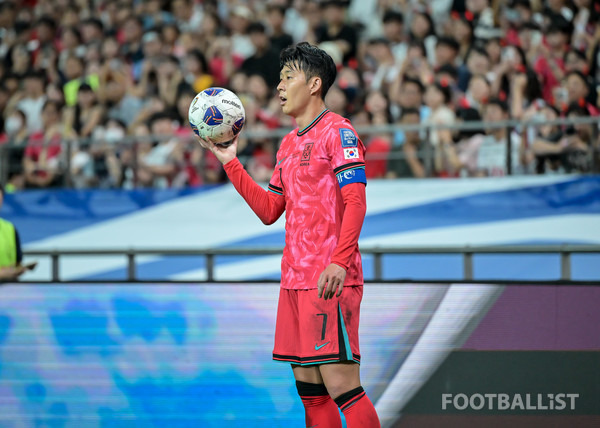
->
[317,285,380,427]
[273,289,341,427]
[293,364,342,428]
[320,362,380,428]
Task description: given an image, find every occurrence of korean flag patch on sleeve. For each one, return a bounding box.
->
[343,148,359,159]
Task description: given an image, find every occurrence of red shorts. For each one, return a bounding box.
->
[272,285,363,366]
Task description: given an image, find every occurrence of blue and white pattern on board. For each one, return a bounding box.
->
[3,175,599,282]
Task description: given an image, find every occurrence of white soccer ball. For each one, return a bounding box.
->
[188,87,246,145]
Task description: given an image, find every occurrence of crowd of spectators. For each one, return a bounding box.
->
[0,0,599,190]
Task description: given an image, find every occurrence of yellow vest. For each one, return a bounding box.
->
[0,218,16,268]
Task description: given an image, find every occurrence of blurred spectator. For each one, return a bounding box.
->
[493,45,542,119]
[81,18,104,46]
[528,103,569,174]
[138,112,185,188]
[23,100,63,188]
[315,0,358,64]
[363,90,392,179]
[16,70,47,133]
[450,12,475,63]
[184,50,214,93]
[408,9,437,64]
[438,106,486,177]
[171,0,204,33]
[0,109,28,191]
[97,56,143,127]
[70,117,122,189]
[457,46,492,92]
[64,83,105,139]
[563,70,598,114]
[141,0,175,30]
[534,16,572,103]
[58,26,85,70]
[424,79,456,147]
[121,16,145,79]
[62,55,99,107]
[229,5,256,61]
[459,98,527,176]
[266,4,294,53]
[560,103,595,173]
[364,38,401,93]
[434,36,460,69]
[463,73,492,112]
[386,108,428,178]
[241,22,281,89]
[466,0,497,40]
[381,10,407,63]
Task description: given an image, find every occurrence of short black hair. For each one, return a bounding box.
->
[37,15,57,30]
[456,107,483,139]
[487,97,509,113]
[565,69,589,85]
[402,77,425,94]
[547,15,573,36]
[436,36,460,52]
[82,17,104,31]
[247,21,266,34]
[266,4,286,15]
[383,10,404,24]
[437,63,458,79]
[400,107,420,120]
[564,48,587,63]
[279,42,337,99]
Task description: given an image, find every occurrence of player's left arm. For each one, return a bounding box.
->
[318,126,367,300]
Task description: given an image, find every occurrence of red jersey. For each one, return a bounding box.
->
[267,109,366,290]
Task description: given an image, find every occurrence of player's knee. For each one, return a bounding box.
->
[296,380,329,398]
[326,381,361,401]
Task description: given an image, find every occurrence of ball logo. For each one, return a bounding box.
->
[222,99,241,109]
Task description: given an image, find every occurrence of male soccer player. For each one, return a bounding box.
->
[198,42,380,428]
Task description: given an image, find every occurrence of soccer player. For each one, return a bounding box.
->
[197,42,380,428]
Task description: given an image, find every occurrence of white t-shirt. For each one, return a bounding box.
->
[476,132,522,176]
[17,95,46,133]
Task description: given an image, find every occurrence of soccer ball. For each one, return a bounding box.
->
[188,87,245,146]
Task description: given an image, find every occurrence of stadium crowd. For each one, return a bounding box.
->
[0,0,599,190]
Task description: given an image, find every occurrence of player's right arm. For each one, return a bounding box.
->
[198,135,285,225]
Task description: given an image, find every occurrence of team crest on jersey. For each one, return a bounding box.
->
[343,148,359,159]
[339,128,358,148]
[300,142,314,166]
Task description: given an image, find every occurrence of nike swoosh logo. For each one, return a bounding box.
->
[277,156,288,166]
[315,342,330,351]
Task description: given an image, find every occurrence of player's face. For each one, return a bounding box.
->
[277,64,312,117]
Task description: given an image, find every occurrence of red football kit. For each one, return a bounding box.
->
[224,109,367,365]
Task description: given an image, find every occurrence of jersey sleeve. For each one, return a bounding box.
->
[328,126,367,189]
[330,182,367,270]
[223,158,285,225]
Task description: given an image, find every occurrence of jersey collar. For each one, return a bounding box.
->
[297,109,330,136]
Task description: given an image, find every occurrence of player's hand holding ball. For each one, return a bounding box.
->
[189,87,245,164]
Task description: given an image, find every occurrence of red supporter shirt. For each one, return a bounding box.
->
[225,109,367,290]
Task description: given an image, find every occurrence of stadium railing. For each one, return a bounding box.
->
[1,116,599,186]
[20,244,600,283]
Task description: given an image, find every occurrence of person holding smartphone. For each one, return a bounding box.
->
[0,184,30,281]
